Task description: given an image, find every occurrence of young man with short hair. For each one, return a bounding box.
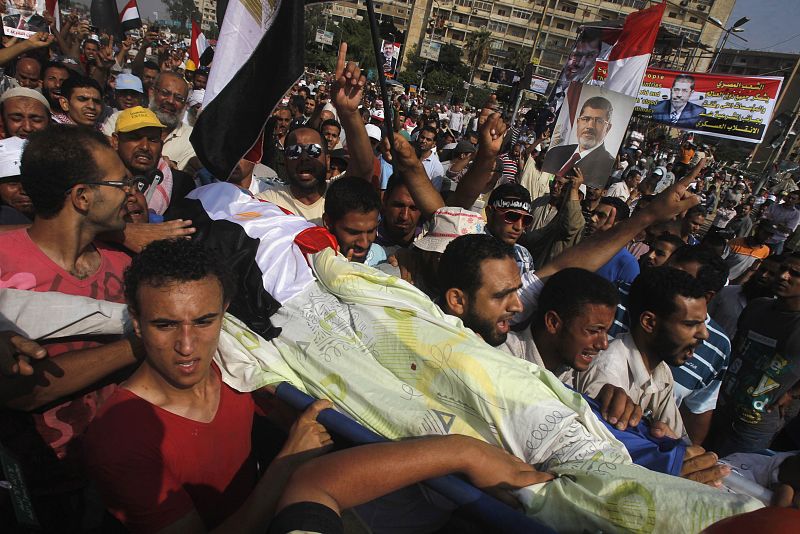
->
[323,175,387,266]
[54,75,102,127]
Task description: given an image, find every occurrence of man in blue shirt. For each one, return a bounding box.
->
[588,196,640,285]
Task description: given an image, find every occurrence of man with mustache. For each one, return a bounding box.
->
[41,60,70,110]
[577,267,710,438]
[542,96,616,186]
[149,72,197,172]
[111,106,195,217]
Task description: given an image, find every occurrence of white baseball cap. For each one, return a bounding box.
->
[0,136,26,180]
[365,124,382,142]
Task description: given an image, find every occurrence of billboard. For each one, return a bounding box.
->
[542,82,637,189]
[489,66,519,87]
[593,61,784,144]
[380,39,401,79]
[315,29,334,46]
[420,41,441,62]
[528,75,549,95]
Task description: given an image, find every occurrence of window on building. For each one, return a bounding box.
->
[474,1,492,12]
[668,11,677,18]
[511,8,531,20]
[469,17,488,28]
[556,22,565,30]
[488,21,508,33]
[496,8,507,17]
[455,0,472,7]
[508,25,526,38]
[689,16,698,23]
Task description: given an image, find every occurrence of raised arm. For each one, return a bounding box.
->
[330,43,373,182]
[536,162,704,280]
[387,132,445,219]
[0,32,54,67]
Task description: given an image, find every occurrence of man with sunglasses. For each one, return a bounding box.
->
[485,183,535,274]
[111,106,195,218]
[709,252,800,456]
[542,96,616,187]
[0,125,140,530]
[149,72,197,172]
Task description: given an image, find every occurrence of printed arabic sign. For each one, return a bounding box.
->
[315,29,333,46]
[593,61,783,144]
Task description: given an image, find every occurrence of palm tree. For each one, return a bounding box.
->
[464,30,492,84]
[507,46,532,73]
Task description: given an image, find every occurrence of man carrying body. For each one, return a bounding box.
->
[577,267,710,438]
[0,125,138,529]
[323,175,387,266]
[650,75,706,129]
[542,96,616,186]
[0,86,50,138]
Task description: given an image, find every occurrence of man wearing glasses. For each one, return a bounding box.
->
[0,125,140,530]
[543,96,616,188]
[484,183,535,275]
[149,72,197,172]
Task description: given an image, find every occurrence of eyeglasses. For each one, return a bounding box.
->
[577,116,609,127]
[67,176,142,194]
[155,87,187,104]
[495,209,533,227]
[285,143,324,159]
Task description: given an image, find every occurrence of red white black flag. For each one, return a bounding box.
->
[119,0,142,32]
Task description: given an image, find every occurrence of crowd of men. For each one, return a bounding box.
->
[0,16,799,534]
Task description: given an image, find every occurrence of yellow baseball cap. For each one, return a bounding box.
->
[185,59,197,72]
[115,106,166,133]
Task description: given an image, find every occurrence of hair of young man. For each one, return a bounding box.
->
[43,60,69,77]
[324,175,381,223]
[579,96,613,121]
[685,205,707,219]
[420,125,438,137]
[628,266,707,325]
[438,234,515,303]
[599,196,630,220]
[20,125,110,217]
[124,239,235,314]
[60,75,102,100]
[669,245,730,295]
[488,182,532,206]
[383,173,407,199]
[653,232,686,251]
[319,118,341,134]
[535,267,619,326]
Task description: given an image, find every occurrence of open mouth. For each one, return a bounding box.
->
[176,359,200,375]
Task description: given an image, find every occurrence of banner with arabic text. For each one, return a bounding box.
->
[593,61,783,143]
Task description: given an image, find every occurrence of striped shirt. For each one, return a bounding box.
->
[609,282,731,414]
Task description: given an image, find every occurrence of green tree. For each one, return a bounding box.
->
[163,0,199,31]
[464,30,492,83]
[506,46,532,72]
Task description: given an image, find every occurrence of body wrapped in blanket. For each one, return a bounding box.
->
[3,184,762,533]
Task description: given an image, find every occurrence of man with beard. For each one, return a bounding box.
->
[542,96,616,186]
[53,75,102,128]
[41,60,70,110]
[0,136,33,224]
[111,106,195,217]
[650,75,706,129]
[0,87,50,139]
[0,125,136,530]
[149,72,197,172]
[577,267,709,438]
[374,175,422,255]
[323,175,387,266]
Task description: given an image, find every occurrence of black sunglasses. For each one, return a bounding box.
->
[285,143,323,160]
[495,208,533,227]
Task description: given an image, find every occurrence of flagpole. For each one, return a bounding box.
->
[364,0,396,158]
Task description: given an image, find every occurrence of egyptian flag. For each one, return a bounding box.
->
[90,0,122,37]
[190,0,323,180]
[119,0,142,32]
[189,19,208,66]
[165,183,338,339]
[601,2,665,97]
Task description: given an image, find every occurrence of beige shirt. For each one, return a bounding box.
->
[576,333,686,438]
[162,122,197,171]
[501,328,575,385]
[256,183,325,226]
[518,156,552,203]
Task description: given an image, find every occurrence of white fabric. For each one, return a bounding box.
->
[187,183,317,304]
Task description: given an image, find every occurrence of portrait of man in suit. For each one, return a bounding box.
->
[381,41,397,78]
[3,0,48,33]
[542,95,616,187]
[650,74,706,129]
[550,28,602,111]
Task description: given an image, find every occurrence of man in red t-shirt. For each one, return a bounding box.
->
[85,239,333,532]
[0,125,142,530]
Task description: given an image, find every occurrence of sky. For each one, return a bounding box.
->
[726,0,800,54]
[122,0,800,55]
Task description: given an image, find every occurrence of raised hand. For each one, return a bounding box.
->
[331,42,366,116]
[25,32,55,49]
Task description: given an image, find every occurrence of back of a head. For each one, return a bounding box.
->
[324,175,381,222]
[20,125,110,217]
[653,232,686,252]
[60,75,101,101]
[536,268,619,325]
[599,196,630,220]
[124,239,234,313]
[438,234,514,301]
[628,266,706,325]
[669,245,729,294]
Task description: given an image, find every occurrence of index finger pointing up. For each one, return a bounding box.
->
[335,42,348,79]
